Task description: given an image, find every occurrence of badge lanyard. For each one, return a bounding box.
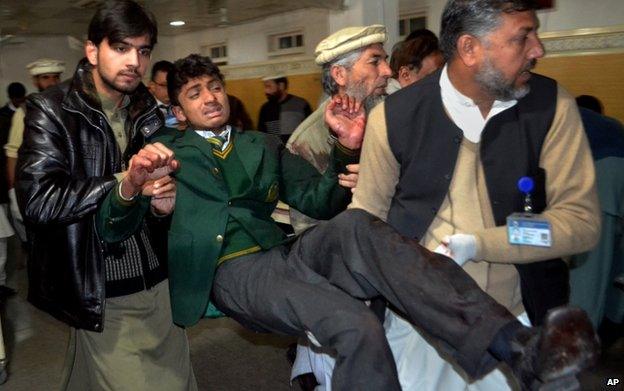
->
[507,176,552,247]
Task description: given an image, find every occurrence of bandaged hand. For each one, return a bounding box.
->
[441,234,476,266]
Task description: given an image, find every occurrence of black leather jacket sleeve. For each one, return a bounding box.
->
[16,95,117,226]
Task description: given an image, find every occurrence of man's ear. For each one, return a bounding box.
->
[171,105,187,123]
[330,65,348,89]
[85,40,98,66]
[456,34,482,68]
[398,66,412,84]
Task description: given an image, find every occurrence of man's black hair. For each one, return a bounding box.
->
[440,0,537,60]
[576,95,604,115]
[390,29,440,78]
[7,82,26,99]
[88,0,158,47]
[168,54,224,107]
[151,60,174,81]
[405,28,439,43]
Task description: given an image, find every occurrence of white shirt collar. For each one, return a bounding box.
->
[7,102,18,112]
[194,125,232,151]
[439,64,517,143]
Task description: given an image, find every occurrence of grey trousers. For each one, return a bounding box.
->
[212,209,514,391]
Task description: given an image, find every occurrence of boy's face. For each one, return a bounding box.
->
[173,75,230,130]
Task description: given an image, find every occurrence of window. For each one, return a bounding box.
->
[201,43,228,65]
[269,30,304,56]
[399,14,427,39]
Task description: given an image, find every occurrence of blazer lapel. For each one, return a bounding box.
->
[176,128,218,163]
[232,131,264,181]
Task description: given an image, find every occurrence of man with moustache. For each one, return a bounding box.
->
[287,25,392,234]
[16,1,196,389]
[353,0,600,389]
[258,75,311,143]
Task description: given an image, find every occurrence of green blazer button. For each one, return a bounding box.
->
[212,167,220,176]
[216,234,224,242]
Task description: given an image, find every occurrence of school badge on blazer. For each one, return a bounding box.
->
[265,182,279,202]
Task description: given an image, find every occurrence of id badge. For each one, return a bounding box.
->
[507,212,552,247]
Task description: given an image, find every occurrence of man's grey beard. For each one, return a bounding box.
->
[363,94,386,112]
[345,81,386,113]
[475,56,531,101]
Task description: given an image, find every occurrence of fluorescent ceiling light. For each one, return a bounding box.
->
[169,20,185,26]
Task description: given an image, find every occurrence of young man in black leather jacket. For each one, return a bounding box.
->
[16,1,195,389]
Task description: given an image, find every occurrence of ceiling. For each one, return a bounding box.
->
[0,0,345,38]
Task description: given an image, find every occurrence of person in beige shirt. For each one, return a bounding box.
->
[286,24,392,390]
[287,25,451,391]
[351,0,600,390]
[5,58,65,243]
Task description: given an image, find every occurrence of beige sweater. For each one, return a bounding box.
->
[350,85,600,312]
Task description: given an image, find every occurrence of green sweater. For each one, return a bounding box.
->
[211,137,262,263]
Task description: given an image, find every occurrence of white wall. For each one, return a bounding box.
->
[160,8,330,65]
[427,0,624,36]
[537,0,624,32]
[329,0,400,55]
[151,36,176,66]
[426,0,446,35]
[0,35,84,105]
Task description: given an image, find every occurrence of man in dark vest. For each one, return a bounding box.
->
[352,0,601,389]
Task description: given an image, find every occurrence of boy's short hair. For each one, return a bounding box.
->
[168,54,224,107]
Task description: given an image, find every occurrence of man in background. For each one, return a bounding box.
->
[4,58,65,244]
[0,82,25,297]
[149,59,178,127]
[387,29,445,93]
[570,95,624,353]
[258,75,311,143]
